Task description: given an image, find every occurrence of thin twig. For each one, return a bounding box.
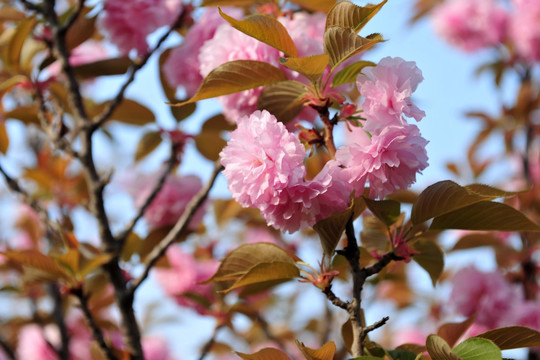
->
[73,288,119,360]
[50,284,70,360]
[198,325,222,360]
[59,0,85,33]
[323,285,348,310]
[91,8,188,130]
[361,316,389,344]
[130,161,223,294]
[19,0,43,13]
[117,143,179,246]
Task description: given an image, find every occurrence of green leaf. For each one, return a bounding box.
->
[387,350,418,360]
[195,114,235,161]
[172,60,287,106]
[219,9,297,57]
[412,238,444,286]
[325,0,387,32]
[279,54,329,83]
[426,335,461,360]
[289,0,337,12]
[331,60,375,87]
[204,243,300,293]
[476,326,540,350]
[324,27,383,69]
[437,317,475,348]
[314,198,366,256]
[296,340,336,360]
[430,201,540,231]
[258,80,309,123]
[411,180,523,225]
[135,130,162,161]
[363,197,400,226]
[453,338,501,360]
[72,57,133,80]
[235,348,291,360]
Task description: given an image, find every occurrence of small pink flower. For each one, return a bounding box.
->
[154,246,218,315]
[142,337,172,360]
[336,124,428,199]
[510,0,540,62]
[431,0,508,52]
[357,57,425,135]
[164,7,243,97]
[17,325,58,360]
[450,266,522,328]
[98,0,183,55]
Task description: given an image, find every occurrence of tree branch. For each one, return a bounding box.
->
[117,143,179,246]
[130,160,223,295]
[197,325,222,360]
[323,285,348,311]
[50,284,70,360]
[73,288,119,360]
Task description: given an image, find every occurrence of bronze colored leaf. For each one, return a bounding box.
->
[65,7,96,51]
[362,197,400,226]
[450,233,505,251]
[202,0,271,6]
[279,54,329,83]
[73,57,133,80]
[91,99,155,126]
[0,121,8,154]
[235,348,291,360]
[412,238,444,286]
[135,130,162,161]
[411,180,523,225]
[172,60,287,106]
[324,27,383,69]
[438,317,475,348]
[219,9,297,57]
[331,60,375,87]
[2,250,72,282]
[195,114,235,161]
[326,0,387,32]
[0,6,26,21]
[476,326,540,350]
[289,0,336,12]
[430,201,540,232]
[426,335,461,360]
[220,261,300,293]
[257,80,309,123]
[296,340,336,360]
[6,17,36,71]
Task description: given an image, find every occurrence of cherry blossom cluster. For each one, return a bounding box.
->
[432,0,540,62]
[220,57,429,233]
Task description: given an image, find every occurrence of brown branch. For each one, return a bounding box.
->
[117,143,179,246]
[91,9,188,130]
[19,0,43,13]
[317,105,337,157]
[50,284,70,360]
[361,316,389,344]
[130,160,223,294]
[72,288,119,360]
[323,285,348,310]
[59,0,85,33]
[197,325,222,360]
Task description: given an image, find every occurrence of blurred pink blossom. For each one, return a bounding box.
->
[336,124,428,199]
[279,12,326,59]
[99,0,183,55]
[431,0,507,52]
[357,57,425,135]
[510,0,540,62]
[164,7,243,97]
[142,337,173,360]
[449,266,522,328]
[154,245,218,315]
[17,325,58,360]
[45,41,108,81]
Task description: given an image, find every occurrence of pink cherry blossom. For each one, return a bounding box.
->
[124,172,205,230]
[449,266,522,328]
[164,7,243,97]
[17,325,58,360]
[98,0,183,56]
[199,25,280,122]
[154,245,218,315]
[142,337,173,360]
[336,124,428,199]
[357,57,426,134]
[510,0,540,62]
[431,0,508,52]
[279,12,326,59]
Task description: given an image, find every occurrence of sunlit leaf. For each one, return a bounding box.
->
[411,180,524,225]
[363,197,400,226]
[279,54,329,83]
[172,60,287,106]
[438,317,475,348]
[476,326,540,350]
[0,74,28,93]
[0,6,26,21]
[56,248,80,275]
[412,238,444,286]
[324,27,383,69]
[0,121,8,154]
[7,17,36,70]
[425,335,460,360]
[219,9,297,57]
[430,201,540,231]
[331,60,375,87]
[2,250,71,281]
[195,114,235,161]
[314,198,366,256]
[289,0,336,12]
[235,348,291,360]
[360,216,389,254]
[296,340,336,360]
[78,254,113,279]
[72,57,133,80]
[453,337,501,360]
[135,130,162,161]
[220,261,299,293]
[258,80,309,123]
[325,0,387,32]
